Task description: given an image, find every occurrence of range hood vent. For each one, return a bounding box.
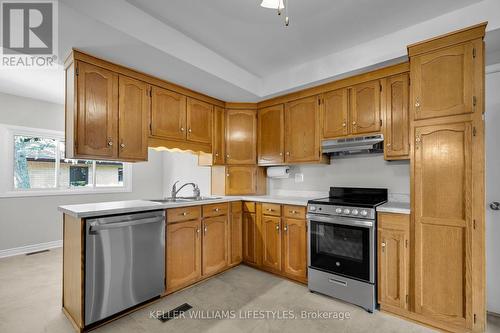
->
[322,134,384,156]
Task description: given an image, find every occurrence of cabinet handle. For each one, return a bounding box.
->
[381,241,386,252]
[180,127,185,132]
[204,225,208,235]
[215,152,219,157]
[286,152,290,156]
[120,143,126,148]
[188,128,192,133]
[182,212,187,216]
[279,152,283,156]
[342,122,346,127]
[352,121,357,125]
[386,143,391,147]
[107,140,113,147]
[415,136,421,143]
[226,154,230,158]
[226,173,230,177]
[276,224,280,232]
[214,208,220,212]
[415,97,420,108]
[284,224,288,232]
[196,228,200,237]
[267,208,273,212]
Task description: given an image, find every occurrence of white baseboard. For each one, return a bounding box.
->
[0,240,62,259]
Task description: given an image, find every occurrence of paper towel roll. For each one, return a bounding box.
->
[267,166,290,178]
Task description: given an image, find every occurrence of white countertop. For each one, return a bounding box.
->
[377,201,410,215]
[59,195,309,218]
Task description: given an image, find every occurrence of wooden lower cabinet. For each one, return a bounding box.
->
[378,213,410,311]
[166,219,202,294]
[261,215,282,272]
[202,216,228,277]
[282,218,307,282]
[242,211,260,266]
[229,202,243,266]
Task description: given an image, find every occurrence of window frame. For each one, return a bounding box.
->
[0,124,132,198]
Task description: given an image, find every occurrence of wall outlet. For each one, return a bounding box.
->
[294,173,304,183]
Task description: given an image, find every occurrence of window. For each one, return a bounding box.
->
[0,125,132,197]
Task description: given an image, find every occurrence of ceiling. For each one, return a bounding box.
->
[1,0,500,105]
[126,0,481,77]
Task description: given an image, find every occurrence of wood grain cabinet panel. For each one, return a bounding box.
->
[225,109,257,165]
[166,219,202,293]
[229,203,243,266]
[350,80,381,135]
[243,211,259,266]
[284,95,321,163]
[150,86,186,140]
[213,106,225,165]
[202,216,228,277]
[75,61,118,159]
[258,104,284,164]
[187,98,213,144]
[411,42,475,120]
[118,76,149,161]
[384,74,409,160]
[261,215,282,272]
[322,88,349,139]
[413,122,473,329]
[282,218,307,282]
[378,213,409,311]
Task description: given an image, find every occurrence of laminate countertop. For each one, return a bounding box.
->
[376,201,411,215]
[59,195,310,219]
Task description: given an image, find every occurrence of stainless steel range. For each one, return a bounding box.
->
[307,187,387,312]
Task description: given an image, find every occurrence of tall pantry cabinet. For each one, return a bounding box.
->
[408,23,485,333]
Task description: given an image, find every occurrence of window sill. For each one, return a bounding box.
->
[0,186,132,198]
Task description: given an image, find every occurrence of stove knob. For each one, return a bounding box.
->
[309,206,317,211]
[351,209,359,216]
[343,208,351,215]
[360,210,368,217]
[335,208,342,214]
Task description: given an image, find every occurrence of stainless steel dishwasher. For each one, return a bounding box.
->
[85,210,165,325]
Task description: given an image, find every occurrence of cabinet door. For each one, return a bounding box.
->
[118,76,149,161]
[261,215,281,272]
[411,43,475,120]
[166,220,201,293]
[284,96,321,163]
[202,216,228,276]
[378,228,408,309]
[187,98,213,144]
[282,218,307,282]
[226,109,257,164]
[213,106,225,165]
[76,61,118,158]
[226,166,257,195]
[229,211,243,266]
[242,212,259,265]
[350,80,381,135]
[414,122,472,328]
[384,74,409,160]
[150,86,186,140]
[322,89,349,139]
[258,105,284,164]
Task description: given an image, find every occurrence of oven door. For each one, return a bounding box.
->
[307,214,375,283]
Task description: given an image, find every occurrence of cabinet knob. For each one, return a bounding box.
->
[182,212,187,216]
[352,121,357,125]
[108,141,113,146]
[267,208,273,212]
[291,210,297,214]
[275,224,280,231]
[215,152,219,157]
[226,173,230,177]
[226,154,230,158]
[415,97,421,108]
[342,122,346,127]
[415,136,421,143]
[120,143,126,148]
[180,127,185,132]
[286,152,290,156]
[279,152,283,156]
[284,224,288,232]
[381,242,386,252]
[214,208,220,212]
[188,128,192,133]
[204,226,208,235]
[386,143,391,147]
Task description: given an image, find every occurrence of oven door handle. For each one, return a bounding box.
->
[306,214,374,228]
[329,278,348,287]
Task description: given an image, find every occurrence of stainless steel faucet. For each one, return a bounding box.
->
[171,181,201,200]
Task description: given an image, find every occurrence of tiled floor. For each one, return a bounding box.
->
[0,248,498,332]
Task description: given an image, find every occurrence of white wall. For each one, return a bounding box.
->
[161,151,211,198]
[269,155,410,199]
[0,92,165,251]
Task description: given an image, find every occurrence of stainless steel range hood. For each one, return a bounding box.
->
[322,134,384,156]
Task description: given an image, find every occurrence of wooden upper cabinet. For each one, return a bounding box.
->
[258,105,284,165]
[226,166,258,195]
[118,76,149,161]
[213,106,225,165]
[225,109,257,165]
[411,42,476,120]
[282,218,307,282]
[166,219,202,294]
[378,213,410,311]
[285,96,321,163]
[384,74,409,160]
[350,80,381,135]
[150,86,186,140]
[202,216,227,277]
[413,122,472,329]
[75,61,118,159]
[187,98,213,144]
[322,89,349,139]
[261,215,281,272]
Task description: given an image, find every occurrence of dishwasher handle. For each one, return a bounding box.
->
[89,216,164,233]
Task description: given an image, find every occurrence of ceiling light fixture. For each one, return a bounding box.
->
[260,0,290,27]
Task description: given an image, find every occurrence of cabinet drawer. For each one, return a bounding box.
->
[203,203,228,218]
[377,212,409,231]
[243,201,255,213]
[167,206,201,223]
[283,205,306,219]
[231,201,242,213]
[262,203,281,216]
